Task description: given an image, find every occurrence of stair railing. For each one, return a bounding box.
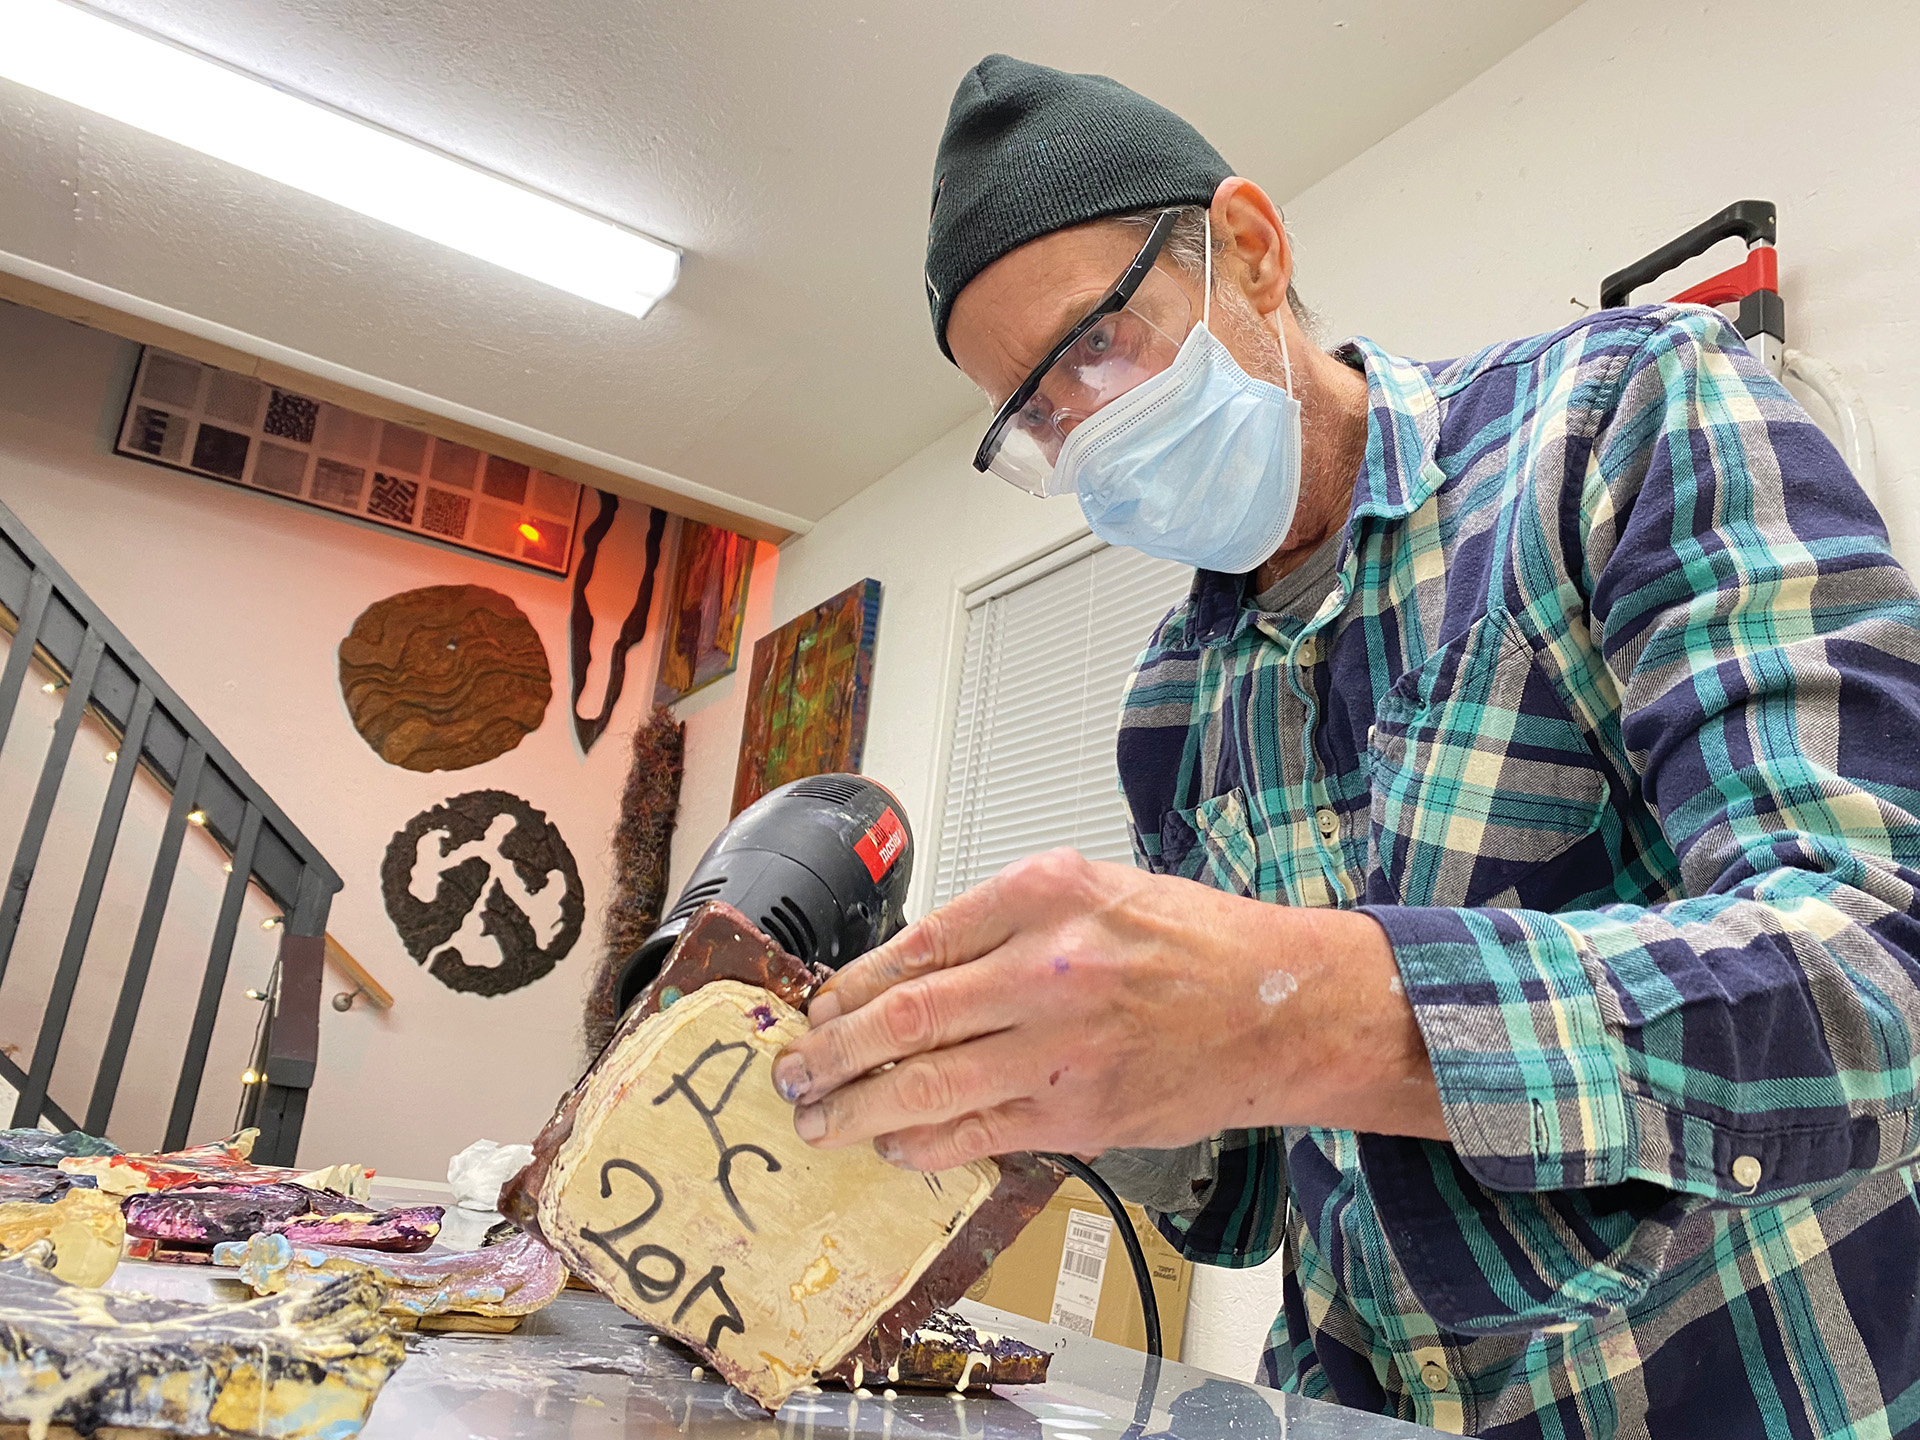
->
[0,496,341,1165]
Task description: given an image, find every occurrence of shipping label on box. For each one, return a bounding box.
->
[1049,1208,1113,1334]
[966,1178,1191,1356]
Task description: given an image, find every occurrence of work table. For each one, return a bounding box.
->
[104,1257,1448,1440]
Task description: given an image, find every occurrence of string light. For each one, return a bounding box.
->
[186,809,208,826]
[103,750,117,764]
[518,522,543,543]
[244,988,268,1001]
[241,1069,259,1086]
[39,680,58,694]
[261,916,282,930]
[222,861,233,873]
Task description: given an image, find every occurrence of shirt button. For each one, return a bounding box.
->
[1297,637,1317,664]
[1732,1155,1762,1189]
[1316,808,1339,838]
[1420,1360,1449,1392]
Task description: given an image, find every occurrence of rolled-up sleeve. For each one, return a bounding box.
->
[1145,1128,1291,1268]
[1359,309,1920,1331]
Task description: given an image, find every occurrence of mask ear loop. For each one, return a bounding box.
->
[1276,301,1295,398]
[1201,211,1213,332]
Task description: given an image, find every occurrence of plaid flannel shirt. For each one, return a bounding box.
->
[1115,305,1920,1438]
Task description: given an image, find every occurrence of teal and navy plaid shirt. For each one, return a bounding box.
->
[1115,305,1920,1438]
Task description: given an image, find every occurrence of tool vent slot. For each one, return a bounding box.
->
[665,874,727,927]
[790,777,864,806]
[760,907,806,961]
[759,896,819,962]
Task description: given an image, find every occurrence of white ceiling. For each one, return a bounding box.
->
[0,0,1581,531]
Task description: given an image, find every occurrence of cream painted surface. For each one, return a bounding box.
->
[0,300,674,1177]
[0,0,1579,524]
[659,0,1920,1380]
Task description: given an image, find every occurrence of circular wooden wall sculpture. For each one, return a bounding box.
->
[339,585,551,771]
[380,790,584,997]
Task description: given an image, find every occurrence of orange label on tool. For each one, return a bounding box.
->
[855,808,907,883]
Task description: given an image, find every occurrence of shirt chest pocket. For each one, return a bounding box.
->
[1158,788,1266,900]
[1367,616,1610,910]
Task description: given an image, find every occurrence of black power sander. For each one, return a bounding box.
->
[616,774,914,1012]
[612,770,1162,1357]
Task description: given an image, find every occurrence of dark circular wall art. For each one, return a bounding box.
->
[339,584,551,772]
[381,790,585,997]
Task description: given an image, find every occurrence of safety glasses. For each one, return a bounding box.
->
[972,208,1194,497]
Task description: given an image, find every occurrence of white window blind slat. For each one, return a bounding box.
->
[933,540,1192,908]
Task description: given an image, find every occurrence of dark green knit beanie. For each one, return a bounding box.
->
[924,54,1233,363]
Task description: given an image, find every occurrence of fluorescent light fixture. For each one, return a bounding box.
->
[0,0,680,319]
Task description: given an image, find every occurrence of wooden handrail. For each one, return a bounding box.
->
[323,934,395,1010]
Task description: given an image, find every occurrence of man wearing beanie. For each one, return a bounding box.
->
[774,54,1920,1439]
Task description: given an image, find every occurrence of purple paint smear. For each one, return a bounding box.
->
[123,1181,443,1252]
[749,1004,777,1031]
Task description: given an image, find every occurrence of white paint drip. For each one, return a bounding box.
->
[1258,970,1298,1006]
[954,1352,987,1392]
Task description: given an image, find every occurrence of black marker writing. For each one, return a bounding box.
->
[579,1159,685,1302]
[653,1039,782,1231]
[673,1264,746,1351]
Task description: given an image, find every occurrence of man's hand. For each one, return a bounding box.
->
[769,849,1445,1170]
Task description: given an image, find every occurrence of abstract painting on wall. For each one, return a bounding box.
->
[730,578,881,817]
[654,520,755,706]
[115,347,582,575]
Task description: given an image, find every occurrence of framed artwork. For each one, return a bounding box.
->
[115,347,582,576]
[654,519,755,705]
[731,578,881,817]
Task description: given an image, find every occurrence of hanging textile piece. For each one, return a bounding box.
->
[582,704,685,1056]
[569,491,668,753]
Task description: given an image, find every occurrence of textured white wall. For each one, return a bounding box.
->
[1284,0,1919,562]
[0,301,678,1180]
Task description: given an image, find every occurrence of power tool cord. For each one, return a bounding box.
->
[1044,1153,1163,1359]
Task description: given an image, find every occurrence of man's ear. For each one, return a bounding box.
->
[1209,177,1293,321]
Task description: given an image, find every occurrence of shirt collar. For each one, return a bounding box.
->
[1186,336,1448,646]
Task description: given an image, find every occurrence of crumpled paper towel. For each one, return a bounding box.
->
[447,1139,534,1213]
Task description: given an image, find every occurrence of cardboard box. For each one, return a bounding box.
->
[965,1177,1190,1356]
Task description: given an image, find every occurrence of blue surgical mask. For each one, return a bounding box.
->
[1054,226,1302,575]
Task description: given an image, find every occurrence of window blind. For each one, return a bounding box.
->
[933,541,1193,907]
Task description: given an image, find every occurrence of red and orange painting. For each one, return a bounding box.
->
[654,520,756,705]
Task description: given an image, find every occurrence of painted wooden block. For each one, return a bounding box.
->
[217,1231,565,1320]
[502,902,1064,1411]
[540,980,998,1407]
[0,1251,404,1438]
[59,1130,371,1199]
[0,1189,124,1288]
[125,1182,442,1256]
[0,1131,117,1168]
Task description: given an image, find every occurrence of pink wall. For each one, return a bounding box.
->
[0,299,777,1180]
